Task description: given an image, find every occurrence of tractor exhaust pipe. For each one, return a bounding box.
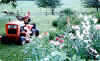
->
[9,18,11,22]
[0,36,2,41]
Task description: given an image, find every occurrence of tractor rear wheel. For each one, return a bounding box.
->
[19,37,26,45]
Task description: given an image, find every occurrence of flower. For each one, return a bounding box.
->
[93,18,98,24]
[59,40,64,43]
[83,30,89,35]
[44,57,49,61]
[88,15,92,19]
[50,40,60,46]
[38,35,43,38]
[0,59,2,61]
[96,24,100,30]
[56,37,60,41]
[84,40,91,43]
[84,16,89,21]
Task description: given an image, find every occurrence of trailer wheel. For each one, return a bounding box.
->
[1,36,8,44]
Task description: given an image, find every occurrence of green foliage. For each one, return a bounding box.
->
[0,0,17,8]
[95,13,100,24]
[52,16,67,30]
[0,0,16,4]
[70,16,81,25]
[23,36,66,61]
[52,8,81,30]
[60,8,74,16]
[35,0,62,15]
[52,20,58,27]
[49,31,57,40]
[36,0,61,8]
[57,16,67,30]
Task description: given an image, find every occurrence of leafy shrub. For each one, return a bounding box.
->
[95,13,100,24]
[52,20,58,27]
[52,8,81,30]
[70,16,81,25]
[60,8,74,16]
[57,16,67,30]
[49,31,57,40]
[52,15,67,30]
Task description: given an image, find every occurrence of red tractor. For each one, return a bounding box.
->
[0,21,32,45]
[0,20,39,45]
[0,11,39,45]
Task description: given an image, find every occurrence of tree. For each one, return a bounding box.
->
[81,0,100,12]
[36,0,61,15]
[0,0,17,8]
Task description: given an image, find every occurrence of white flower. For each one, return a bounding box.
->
[93,18,98,24]
[86,21,90,25]
[84,40,91,43]
[55,41,60,46]
[0,59,2,61]
[79,34,84,40]
[96,55,100,58]
[70,34,76,39]
[90,48,97,53]
[83,30,89,35]
[44,57,49,61]
[84,16,89,21]
[96,24,100,30]
[72,25,80,30]
[79,14,84,18]
[81,22,85,25]
[76,30,80,36]
[88,15,92,19]
[50,40,60,46]
[38,35,43,38]
[51,51,58,56]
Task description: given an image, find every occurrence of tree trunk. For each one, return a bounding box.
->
[86,58,89,61]
[46,8,47,16]
[96,8,99,12]
[51,8,55,15]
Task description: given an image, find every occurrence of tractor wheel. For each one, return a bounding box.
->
[1,36,8,44]
[19,37,26,45]
[20,40,25,45]
[35,29,39,37]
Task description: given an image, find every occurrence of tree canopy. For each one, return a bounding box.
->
[81,0,100,12]
[36,0,62,15]
[0,0,17,7]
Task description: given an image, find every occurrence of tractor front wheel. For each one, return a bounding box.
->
[1,36,8,44]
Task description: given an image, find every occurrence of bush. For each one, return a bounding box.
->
[49,31,57,40]
[60,8,74,16]
[95,13,100,24]
[70,16,81,25]
[52,20,58,27]
[52,16,67,30]
[57,16,67,30]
